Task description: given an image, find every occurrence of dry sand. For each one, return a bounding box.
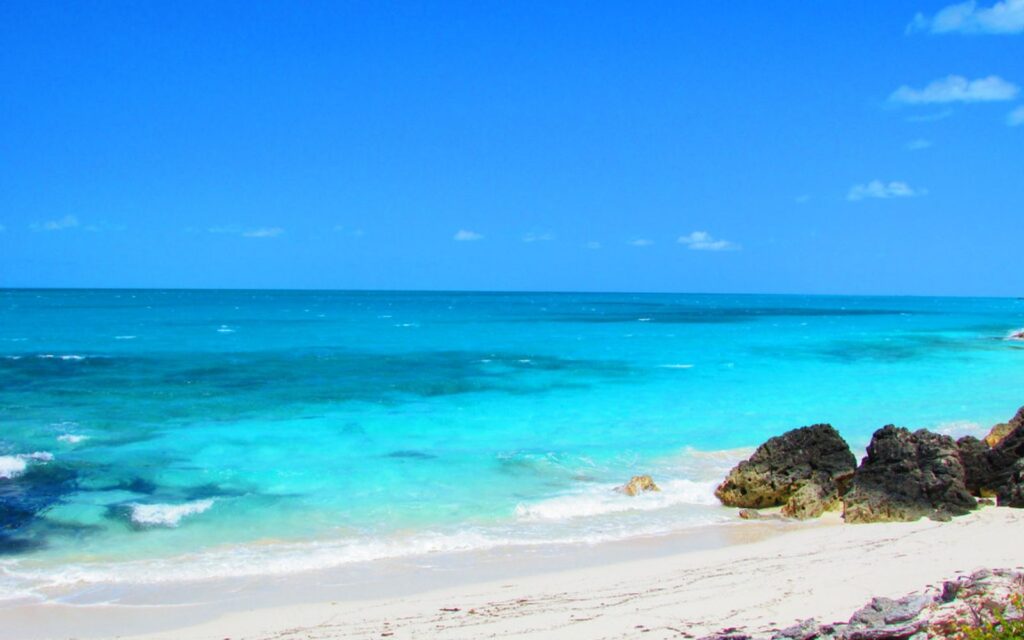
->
[78,506,1022,640]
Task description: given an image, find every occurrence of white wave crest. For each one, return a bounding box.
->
[37,354,86,361]
[216,325,235,334]
[1006,328,1024,341]
[114,335,137,340]
[659,364,694,369]
[0,456,27,480]
[57,434,88,444]
[129,500,215,527]
[514,478,719,522]
[0,452,53,479]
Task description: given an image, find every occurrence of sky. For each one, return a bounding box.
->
[1,1,1022,295]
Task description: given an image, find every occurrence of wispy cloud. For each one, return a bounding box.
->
[1009,105,1024,125]
[522,231,555,243]
[333,225,365,237]
[906,138,934,150]
[31,215,79,232]
[847,180,927,201]
[242,227,284,238]
[906,109,954,122]
[677,231,740,251]
[208,225,284,238]
[453,229,483,241]
[629,238,653,247]
[585,241,602,250]
[909,0,1024,34]
[890,75,1019,104]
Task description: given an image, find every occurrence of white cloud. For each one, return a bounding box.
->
[847,180,927,201]
[629,238,653,247]
[453,229,483,241]
[906,138,934,150]
[242,227,284,238]
[208,225,284,238]
[1009,105,1024,125]
[31,215,79,232]
[890,75,1019,104]
[585,241,602,250]
[333,225,365,237]
[677,231,740,251]
[906,109,954,122]
[909,0,1024,34]
[522,231,555,243]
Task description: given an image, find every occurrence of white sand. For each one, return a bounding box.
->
[97,506,1024,640]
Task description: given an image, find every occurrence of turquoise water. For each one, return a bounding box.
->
[1,289,1023,598]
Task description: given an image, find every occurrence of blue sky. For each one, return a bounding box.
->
[1,1,1022,295]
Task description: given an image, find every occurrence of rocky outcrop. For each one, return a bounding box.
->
[715,424,855,520]
[984,422,1015,447]
[843,426,976,523]
[964,407,1024,507]
[956,435,997,496]
[619,475,660,496]
[702,568,1024,640]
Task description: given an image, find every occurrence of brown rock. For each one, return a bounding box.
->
[714,424,855,520]
[619,475,660,496]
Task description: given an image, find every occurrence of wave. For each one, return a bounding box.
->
[36,354,86,361]
[114,335,137,340]
[56,434,88,445]
[514,478,720,522]
[0,452,54,480]
[216,325,235,334]
[1006,328,1024,341]
[659,364,694,369]
[128,499,215,527]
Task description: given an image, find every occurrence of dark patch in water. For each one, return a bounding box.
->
[114,477,158,494]
[545,306,914,325]
[386,450,437,460]
[184,483,248,500]
[0,462,78,554]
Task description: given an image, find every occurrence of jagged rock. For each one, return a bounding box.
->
[771,618,819,640]
[956,435,997,496]
[984,407,1024,506]
[737,508,785,521]
[837,594,934,640]
[985,422,1014,447]
[715,424,855,520]
[843,426,976,523]
[619,475,660,496]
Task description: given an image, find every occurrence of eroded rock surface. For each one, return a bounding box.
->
[715,424,855,520]
[843,426,976,523]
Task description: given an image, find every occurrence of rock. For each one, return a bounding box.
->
[619,474,660,496]
[984,422,1014,448]
[984,407,1024,506]
[839,594,933,640]
[771,618,820,640]
[714,424,855,520]
[737,508,785,521]
[843,426,976,523]
[956,436,997,496]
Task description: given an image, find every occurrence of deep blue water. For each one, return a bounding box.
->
[1,289,1023,598]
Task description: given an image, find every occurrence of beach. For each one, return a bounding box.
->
[0,506,1018,639]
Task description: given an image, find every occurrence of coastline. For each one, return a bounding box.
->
[4,506,1021,639]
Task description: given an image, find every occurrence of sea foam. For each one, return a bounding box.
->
[129,500,215,527]
[514,478,720,522]
[0,452,53,479]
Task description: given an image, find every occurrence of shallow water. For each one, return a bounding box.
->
[1,289,1022,600]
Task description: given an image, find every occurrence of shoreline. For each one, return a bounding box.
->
[3,507,1022,639]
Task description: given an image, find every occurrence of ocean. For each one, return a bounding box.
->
[1,289,1022,602]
